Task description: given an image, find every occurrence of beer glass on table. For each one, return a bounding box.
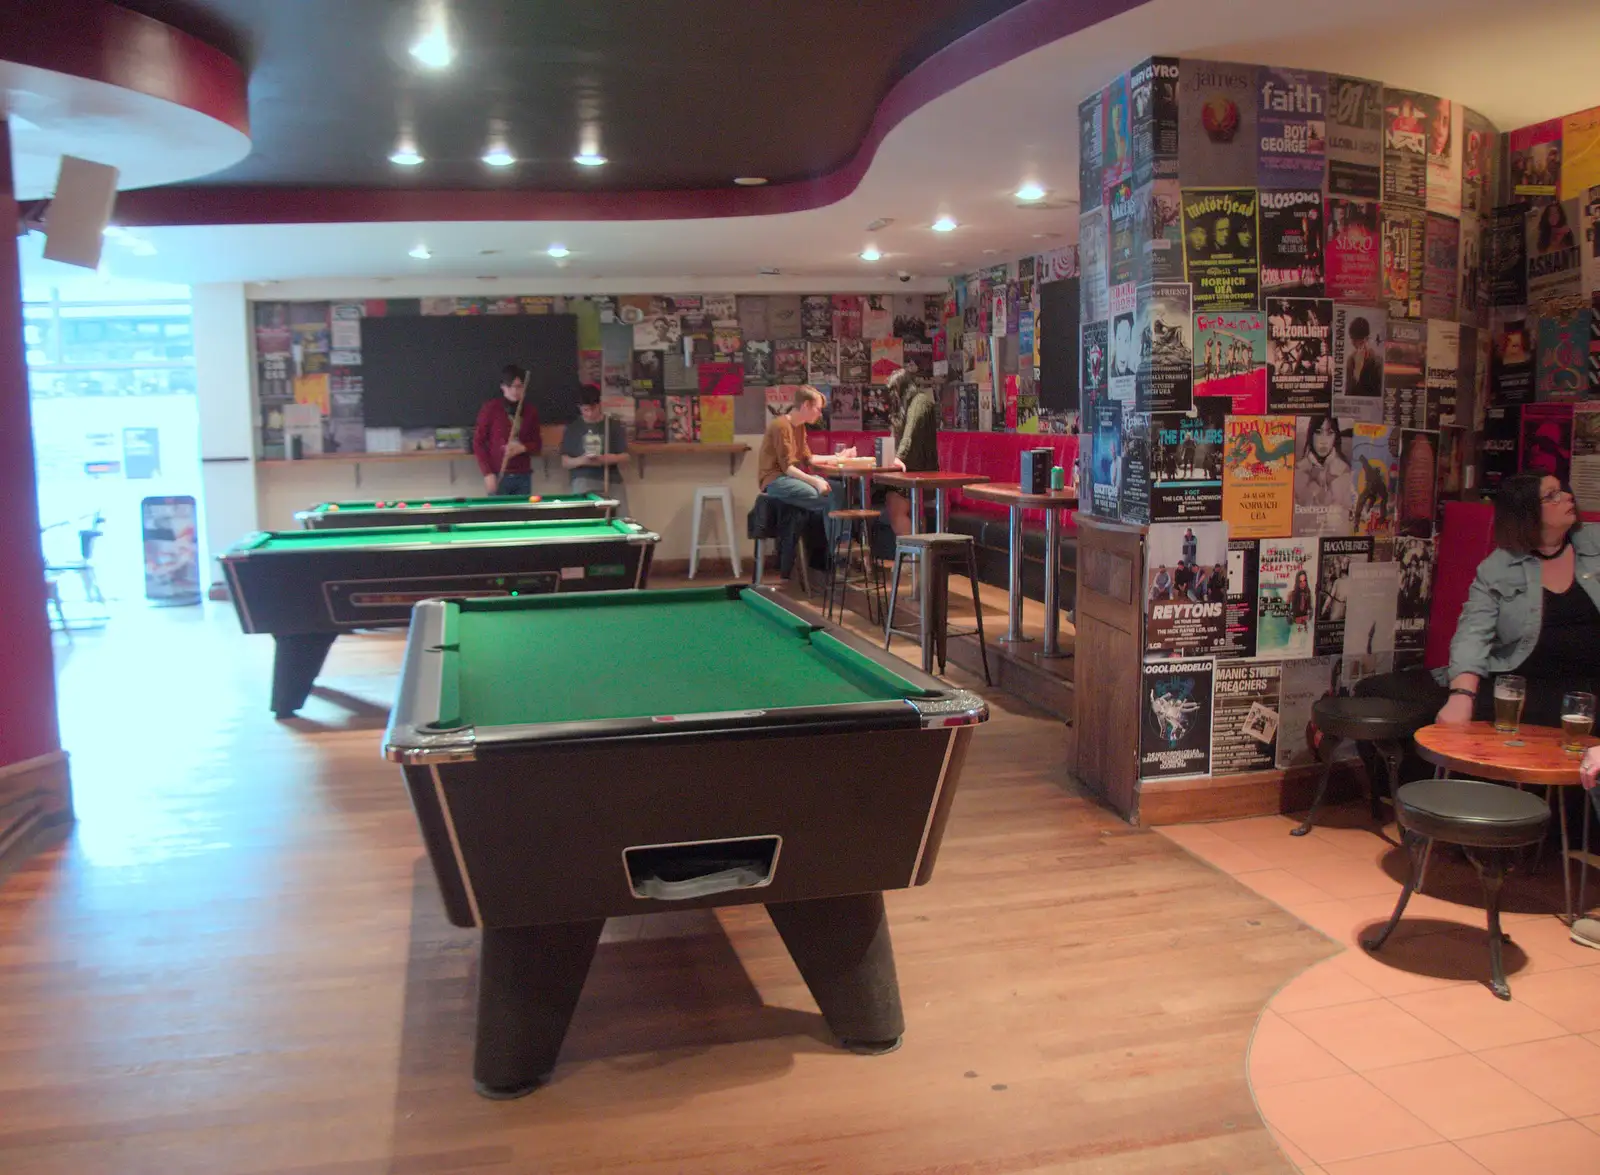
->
[1493,675,1526,744]
[1561,690,1596,752]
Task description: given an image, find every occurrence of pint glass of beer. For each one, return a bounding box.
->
[1561,691,1596,752]
[1492,675,1526,735]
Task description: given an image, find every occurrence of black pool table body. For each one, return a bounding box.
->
[295,492,618,529]
[221,519,657,717]
[384,585,989,1098]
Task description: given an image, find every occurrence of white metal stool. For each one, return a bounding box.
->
[689,486,741,578]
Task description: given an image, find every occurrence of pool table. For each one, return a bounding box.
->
[222,518,658,718]
[295,492,617,529]
[384,584,988,1098]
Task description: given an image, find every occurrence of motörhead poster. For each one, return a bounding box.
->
[1145,520,1229,658]
[1140,658,1215,780]
[1183,188,1260,310]
[1178,60,1259,187]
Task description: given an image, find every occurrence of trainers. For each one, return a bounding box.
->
[1572,917,1600,950]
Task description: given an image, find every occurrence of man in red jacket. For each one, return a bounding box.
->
[474,364,542,495]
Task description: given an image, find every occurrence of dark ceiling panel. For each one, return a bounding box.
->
[109,0,1034,192]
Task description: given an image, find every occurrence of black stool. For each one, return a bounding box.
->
[1294,696,1433,836]
[883,534,990,685]
[825,509,885,623]
[1363,778,1550,1000]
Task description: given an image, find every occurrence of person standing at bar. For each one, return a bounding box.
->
[882,368,939,536]
[474,364,542,496]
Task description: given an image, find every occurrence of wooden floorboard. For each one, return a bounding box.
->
[0,589,1334,1174]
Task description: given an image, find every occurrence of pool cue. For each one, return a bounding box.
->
[496,367,526,488]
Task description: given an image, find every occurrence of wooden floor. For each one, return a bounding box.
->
[0,586,1333,1174]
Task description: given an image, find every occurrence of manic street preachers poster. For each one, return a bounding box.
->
[1141,658,1215,780]
[1212,660,1281,774]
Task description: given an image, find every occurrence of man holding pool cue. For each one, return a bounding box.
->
[474,364,543,497]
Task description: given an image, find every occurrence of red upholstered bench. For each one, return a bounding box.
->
[1425,500,1495,672]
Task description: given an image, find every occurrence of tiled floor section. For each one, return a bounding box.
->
[1158,803,1600,1175]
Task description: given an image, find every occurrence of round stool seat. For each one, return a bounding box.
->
[1312,695,1433,742]
[828,508,882,521]
[1394,778,1551,849]
[894,532,973,549]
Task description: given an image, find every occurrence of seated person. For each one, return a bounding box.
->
[1436,473,1600,728]
[561,383,630,518]
[882,367,940,536]
[1577,747,1600,950]
[758,385,831,511]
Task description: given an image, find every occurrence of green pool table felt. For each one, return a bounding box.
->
[239,518,643,552]
[310,493,605,513]
[445,588,935,729]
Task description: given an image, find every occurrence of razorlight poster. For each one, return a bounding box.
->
[1078,92,1104,211]
[1079,208,1109,323]
[1537,310,1588,399]
[1178,60,1258,187]
[1260,189,1326,296]
[1257,537,1318,659]
[1131,56,1180,187]
[1422,214,1460,322]
[1384,320,1428,430]
[1120,409,1152,525]
[1182,187,1261,310]
[1426,99,1461,218]
[1509,118,1562,200]
[1325,197,1382,301]
[1332,304,1386,423]
[1137,281,1194,412]
[1138,179,1185,283]
[1257,68,1327,190]
[1462,108,1497,215]
[1427,321,1460,432]
[1151,402,1225,521]
[1526,198,1583,308]
[1383,90,1432,209]
[1398,429,1439,537]
[1145,520,1228,657]
[1211,660,1281,774]
[1350,422,1397,536]
[1326,76,1383,200]
[1293,414,1353,536]
[1491,311,1536,403]
[1222,415,1295,539]
[1314,535,1374,656]
[1382,207,1425,320]
[1193,309,1267,413]
[1222,538,1261,659]
[1395,536,1435,653]
[1522,402,1575,483]
[1266,297,1334,414]
[1089,400,1123,518]
[1140,658,1215,781]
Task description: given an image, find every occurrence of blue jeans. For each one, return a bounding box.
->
[497,472,531,497]
[763,475,828,511]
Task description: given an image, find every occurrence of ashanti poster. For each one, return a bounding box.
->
[1266,297,1334,414]
[1182,187,1261,310]
[1140,658,1215,781]
[1526,198,1582,308]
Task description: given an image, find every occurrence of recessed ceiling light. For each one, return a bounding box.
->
[389,147,424,166]
[483,147,515,167]
[982,248,999,255]
[859,246,882,262]
[408,244,431,260]
[1015,182,1046,202]
[573,153,608,167]
[865,217,894,232]
[940,261,957,267]
[734,176,768,186]
[546,244,571,258]
[409,5,453,70]
[931,216,958,233]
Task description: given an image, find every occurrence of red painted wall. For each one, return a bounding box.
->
[0,121,62,767]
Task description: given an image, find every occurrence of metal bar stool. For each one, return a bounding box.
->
[882,533,990,685]
[825,509,884,623]
[1295,696,1434,836]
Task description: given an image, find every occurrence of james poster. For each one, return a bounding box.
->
[1222,415,1295,539]
[1140,658,1215,781]
[1266,297,1334,414]
[1259,189,1326,296]
[1257,68,1327,190]
[1182,187,1260,310]
[1326,197,1382,302]
[1145,520,1228,658]
[1257,537,1318,659]
[1212,660,1282,774]
[1194,309,1267,413]
[1332,304,1386,423]
[1178,60,1258,187]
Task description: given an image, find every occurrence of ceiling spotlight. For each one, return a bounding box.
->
[483,147,515,167]
[734,177,768,186]
[859,246,882,262]
[408,4,453,69]
[389,146,424,166]
[408,244,431,260]
[546,244,571,258]
[931,216,958,233]
[573,153,608,167]
[1015,182,1046,202]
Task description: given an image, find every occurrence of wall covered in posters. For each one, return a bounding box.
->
[1080,56,1504,783]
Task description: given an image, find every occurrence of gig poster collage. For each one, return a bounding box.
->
[1079,58,1600,783]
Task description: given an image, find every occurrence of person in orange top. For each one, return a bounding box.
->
[473,364,542,496]
[757,385,830,511]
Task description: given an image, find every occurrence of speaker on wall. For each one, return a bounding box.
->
[42,156,119,270]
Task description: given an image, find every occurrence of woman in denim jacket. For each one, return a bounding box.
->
[1435,473,1600,728]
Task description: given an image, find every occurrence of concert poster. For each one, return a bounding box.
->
[1079,208,1109,324]
[1260,189,1326,296]
[838,338,870,384]
[1481,404,1521,491]
[1109,177,1139,288]
[1102,72,1132,205]
[1526,198,1583,308]
[1222,415,1295,540]
[1398,429,1438,538]
[1382,207,1426,320]
[1427,321,1461,432]
[1426,98,1461,218]
[1325,197,1382,301]
[1193,309,1267,413]
[1138,179,1185,283]
[1562,106,1600,201]
[1151,403,1225,521]
[1140,658,1215,781]
[774,339,807,384]
[1088,400,1123,518]
[1137,281,1195,412]
[1437,425,1466,500]
[806,340,839,384]
[1458,213,1486,326]
[1314,536,1374,656]
[1257,68,1327,190]
[1081,320,1108,405]
[830,295,861,340]
[1422,214,1460,322]
[1221,538,1261,659]
[1486,206,1529,307]
[799,295,831,341]
[1178,60,1258,187]
[1211,660,1282,775]
[1120,409,1152,526]
[1584,188,1600,305]
[1326,76,1383,200]
[1509,118,1562,200]
[1131,56,1180,187]
[1256,537,1318,660]
[1461,108,1497,215]
[1394,536,1435,653]
[1278,656,1342,769]
[1344,562,1400,657]
[1079,91,1104,210]
[1109,282,1138,403]
[1349,422,1397,536]
[1182,187,1261,310]
[1383,89,1433,208]
[1384,320,1428,430]
[1293,413,1353,537]
[1145,521,1228,658]
[1332,304,1386,423]
[1521,402,1575,484]
[1572,404,1600,520]
[1266,297,1334,414]
[1491,310,1536,404]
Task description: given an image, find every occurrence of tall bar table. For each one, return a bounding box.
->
[869,470,992,532]
[958,482,1078,657]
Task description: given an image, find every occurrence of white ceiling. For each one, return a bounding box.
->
[20,0,1600,291]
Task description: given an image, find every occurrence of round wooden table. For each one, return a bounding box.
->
[1413,721,1600,922]
[956,482,1078,657]
[869,470,991,533]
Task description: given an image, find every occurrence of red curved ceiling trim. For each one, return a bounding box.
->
[112,0,1138,228]
[0,0,250,135]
